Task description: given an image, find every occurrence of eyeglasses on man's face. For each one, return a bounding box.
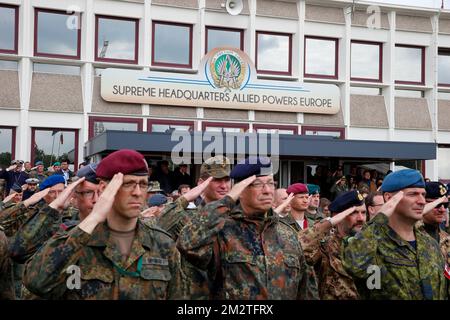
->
[249,180,276,190]
[121,180,149,191]
[75,190,98,199]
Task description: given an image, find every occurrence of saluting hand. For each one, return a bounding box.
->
[182,176,213,202]
[423,196,447,215]
[227,175,256,202]
[79,173,123,235]
[329,206,357,226]
[379,191,404,218]
[23,188,50,208]
[2,192,18,204]
[49,177,85,212]
[274,192,294,215]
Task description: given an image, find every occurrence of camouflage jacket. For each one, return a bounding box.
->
[0,200,46,238]
[0,229,14,299]
[157,196,209,300]
[281,212,316,233]
[9,204,79,264]
[343,213,447,300]
[177,196,319,300]
[416,221,450,262]
[305,209,325,223]
[23,220,185,300]
[157,196,200,241]
[314,232,359,300]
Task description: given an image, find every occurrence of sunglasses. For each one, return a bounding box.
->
[427,201,449,209]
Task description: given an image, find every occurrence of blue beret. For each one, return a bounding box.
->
[77,162,99,184]
[148,194,168,207]
[230,156,273,182]
[287,183,308,195]
[35,161,43,166]
[40,175,65,190]
[380,169,425,193]
[307,184,320,195]
[425,182,447,199]
[329,190,365,214]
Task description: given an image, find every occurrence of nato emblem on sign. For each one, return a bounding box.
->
[208,49,249,91]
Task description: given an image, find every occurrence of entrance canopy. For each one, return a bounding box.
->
[84,130,436,162]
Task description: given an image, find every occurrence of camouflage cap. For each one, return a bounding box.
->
[200,155,231,179]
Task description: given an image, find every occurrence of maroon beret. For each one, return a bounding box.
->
[96,149,149,179]
[286,183,309,195]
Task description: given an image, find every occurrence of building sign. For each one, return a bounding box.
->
[101,47,340,114]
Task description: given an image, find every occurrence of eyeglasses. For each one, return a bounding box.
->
[75,190,98,199]
[249,181,276,190]
[121,181,149,191]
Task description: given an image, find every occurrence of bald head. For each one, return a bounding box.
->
[273,188,290,215]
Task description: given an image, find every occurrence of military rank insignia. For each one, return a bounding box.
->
[357,191,364,201]
[439,184,447,196]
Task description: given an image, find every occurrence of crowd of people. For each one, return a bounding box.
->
[0,150,449,300]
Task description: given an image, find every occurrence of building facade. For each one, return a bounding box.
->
[1,0,450,184]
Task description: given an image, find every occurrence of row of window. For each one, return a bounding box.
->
[1,6,450,85]
[0,122,344,168]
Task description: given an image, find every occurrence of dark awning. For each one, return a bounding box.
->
[84,130,436,161]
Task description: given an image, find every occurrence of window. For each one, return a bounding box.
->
[0,60,18,71]
[203,122,249,133]
[152,21,192,68]
[0,126,15,168]
[95,15,139,64]
[148,119,194,133]
[438,146,450,180]
[302,126,345,139]
[34,8,81,59]
[304,36,338,79]
[256,32,292,75]
[395,89,424,98]
[394,45,424,85]
[253,124,298,135]
[31,128,78,170]
[33,63,80,75]
[350,86,382,95]
[351,41,382,82]
[206,26,243,53]
[438,48,450,86]
[0,4,18,54]
[438,91,450,100]
[89,117,143,138]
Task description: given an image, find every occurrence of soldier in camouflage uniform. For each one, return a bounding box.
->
[343,169,448,300]
[309,190,366,300]
[281,183,315,231]
[177,156,319,300]
[157,155,231,299]
[0,227,14,299]
[305,184,325,223]
[23,149,184,300]
[9,175,67,264]
[418,182,450,294]
[28,161,48,184]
